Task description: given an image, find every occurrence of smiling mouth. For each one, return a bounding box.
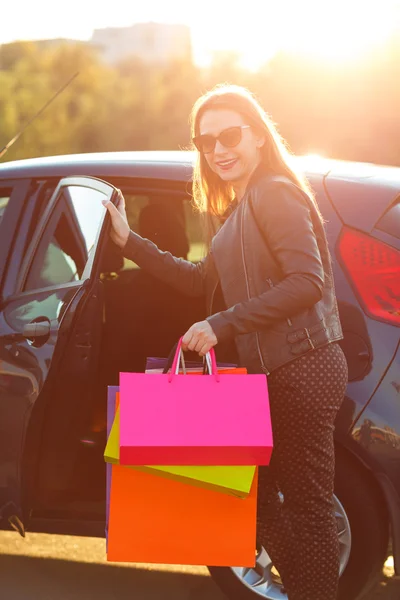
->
[216,158,238,170]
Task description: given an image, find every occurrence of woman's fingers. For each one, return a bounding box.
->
[182,321,218,355]
[102,190,126,218]
[103,200,123,228]
[194,338,207,354]
[116,189,126,214]
[103,199,119,217]
[102,196,130,248]
[181,330,194,352]
[198,341,210,357]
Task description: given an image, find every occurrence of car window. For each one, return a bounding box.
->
[0,189,11,231]
[121,193,207,271]
[183,199,207,262]
[376,197,400,240]
[24,185,108,291]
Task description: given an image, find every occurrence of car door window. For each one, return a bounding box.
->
[121,192,207,271]
[0,188,11,230]
[24,185,108,292]
[376,197,400,240]
[182,198,208,262]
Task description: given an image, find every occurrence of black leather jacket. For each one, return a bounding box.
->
[122,168,343,374]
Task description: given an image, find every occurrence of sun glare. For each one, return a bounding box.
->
[285,5,396,62]
[291,153,332,173]
[214,0,398,68]
[0,0,398,70]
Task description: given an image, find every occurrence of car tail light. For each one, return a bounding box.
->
[338,228,400,326]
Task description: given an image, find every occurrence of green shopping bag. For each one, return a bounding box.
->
[104,394,256,498]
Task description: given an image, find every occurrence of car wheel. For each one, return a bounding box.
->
[209,450,389,600]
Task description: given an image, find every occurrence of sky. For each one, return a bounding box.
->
[1,0,399,68]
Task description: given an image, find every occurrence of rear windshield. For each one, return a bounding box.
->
[376,197,400,240]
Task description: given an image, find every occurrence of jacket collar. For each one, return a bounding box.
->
[219,162,270,224]
[243,161,271,196]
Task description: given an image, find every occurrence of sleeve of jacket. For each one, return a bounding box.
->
[121,230,209,297]
[207,181,325,341]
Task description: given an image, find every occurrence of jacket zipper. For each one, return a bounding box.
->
[266,278,293,327]
[241,203,270,375]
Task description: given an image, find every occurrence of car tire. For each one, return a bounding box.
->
[208,448,389,600]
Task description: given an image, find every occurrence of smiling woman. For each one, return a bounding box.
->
[103,83,350,600]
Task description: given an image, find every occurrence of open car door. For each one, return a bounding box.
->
[0,176,117,535]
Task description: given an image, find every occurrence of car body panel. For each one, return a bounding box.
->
[352,340,400,497]
[325,161,400,231]
[0,284,82,525]
[0,151,399,575]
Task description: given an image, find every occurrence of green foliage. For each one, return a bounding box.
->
[0,39,399,166]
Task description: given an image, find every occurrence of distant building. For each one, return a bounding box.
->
[90,22,192,65]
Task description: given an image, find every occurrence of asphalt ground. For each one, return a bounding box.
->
[0,532,398,600]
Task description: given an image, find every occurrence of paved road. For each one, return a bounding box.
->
[0,532,398,600]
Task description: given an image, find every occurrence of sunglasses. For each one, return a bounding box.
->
[192,125,251,154]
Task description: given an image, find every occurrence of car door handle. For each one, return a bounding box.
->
[0,319,52,345]
[23,321,51,339]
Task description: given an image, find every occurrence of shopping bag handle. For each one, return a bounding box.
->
[162,342,209,375]
[162,342,186,375]
[169,337,219,383]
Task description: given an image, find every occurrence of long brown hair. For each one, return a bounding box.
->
[190,84,320,240]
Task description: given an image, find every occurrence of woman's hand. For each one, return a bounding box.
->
[102,189,130,249]
[182,321,218,356]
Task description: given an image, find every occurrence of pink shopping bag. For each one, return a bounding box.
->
[119,338,273,466]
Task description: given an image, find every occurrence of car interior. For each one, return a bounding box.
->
[32,184,208,524]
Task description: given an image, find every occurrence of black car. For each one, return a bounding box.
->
[0,151,399,600]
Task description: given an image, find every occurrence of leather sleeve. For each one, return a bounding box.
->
[122,230,209,297]
[207,181,325,341]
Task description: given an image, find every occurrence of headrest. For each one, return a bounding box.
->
[138,203,189,259]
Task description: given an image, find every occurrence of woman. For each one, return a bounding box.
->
[103,84,348,600]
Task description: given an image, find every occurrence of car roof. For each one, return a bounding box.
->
[0,151,195,181]
[0,150,399,186]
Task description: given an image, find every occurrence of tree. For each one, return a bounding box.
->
[0,37,398,167]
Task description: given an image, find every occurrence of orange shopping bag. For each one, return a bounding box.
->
[107,464,258,566]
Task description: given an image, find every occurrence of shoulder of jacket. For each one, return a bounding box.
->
[249,174,307,206]
[251,173,299,192]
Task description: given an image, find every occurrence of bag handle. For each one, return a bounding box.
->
[168,337,219,383]
[162,342,209,375]
[162,341,186,375]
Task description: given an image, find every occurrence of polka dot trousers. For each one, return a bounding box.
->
[257,342,348,600]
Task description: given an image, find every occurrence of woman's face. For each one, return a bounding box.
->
[198,108,265,187]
